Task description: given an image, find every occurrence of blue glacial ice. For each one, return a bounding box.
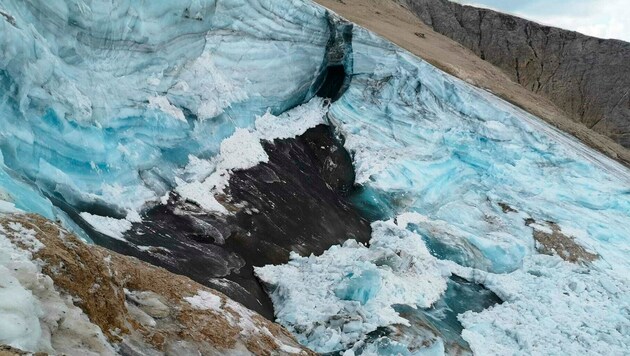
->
[0,0,330,222]
[0,0,629,354]
[330,27,630,274]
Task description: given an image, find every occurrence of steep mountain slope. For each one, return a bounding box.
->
[313,0,630,166]
[401,0,630,148]
[0,0,629,355]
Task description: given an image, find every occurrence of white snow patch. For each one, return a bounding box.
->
[7,222,43,252]
[219,128,269,172]
[79,213,132,241]
[184,290,222,312]
[175,128,268,214]
[0,200,21,214]
[225,298,260,335]
[0,221,115,354]
[278,343,303,354]
[529,223,553,234]
[0,189,22,214]
[256,97,329,141]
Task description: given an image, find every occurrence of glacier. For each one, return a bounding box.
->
[331,27,630,275]
[0,0,629,355]
[256,22,630,356]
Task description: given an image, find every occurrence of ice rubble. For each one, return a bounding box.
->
[450,256,630,355]
[255,219,447,353]
[0,0,330,224]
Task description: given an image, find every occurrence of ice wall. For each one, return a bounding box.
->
[0,0,331,219]
[329,28,630,274]
[1,0,629,354]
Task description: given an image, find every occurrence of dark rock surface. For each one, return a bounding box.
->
[76,125,371,320]
[401,0,630,147]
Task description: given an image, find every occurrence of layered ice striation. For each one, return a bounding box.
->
[1,0,629,354]
[0,0,332,226]
[331,28,630,275]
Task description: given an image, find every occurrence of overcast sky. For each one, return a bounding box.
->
[452,0,630,42]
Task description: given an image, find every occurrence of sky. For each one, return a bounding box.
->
[452,0,630,42]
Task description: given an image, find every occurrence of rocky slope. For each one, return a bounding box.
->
[0,213,310,355]
[401,0,630,148]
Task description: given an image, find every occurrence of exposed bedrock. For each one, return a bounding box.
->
[75,125,371,319]
[401,0,630,147]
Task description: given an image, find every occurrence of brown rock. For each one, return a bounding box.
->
[1,214,312,355]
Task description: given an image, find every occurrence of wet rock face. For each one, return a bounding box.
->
[401,0,630,147]
[86,125,371,319]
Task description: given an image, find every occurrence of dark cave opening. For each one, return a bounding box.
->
[316,64,348,101]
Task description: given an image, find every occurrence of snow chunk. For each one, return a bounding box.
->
[256,97,329,141]
[255,219,447,353]
[175,128,268,214]
[147,95,186,122]
[79,213,132,241]
[219,128,269,172]
[184,290,222,312]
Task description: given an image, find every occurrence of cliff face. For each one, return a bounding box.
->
[402,0,630,148]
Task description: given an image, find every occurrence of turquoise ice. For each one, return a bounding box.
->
[1,1,629,355]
